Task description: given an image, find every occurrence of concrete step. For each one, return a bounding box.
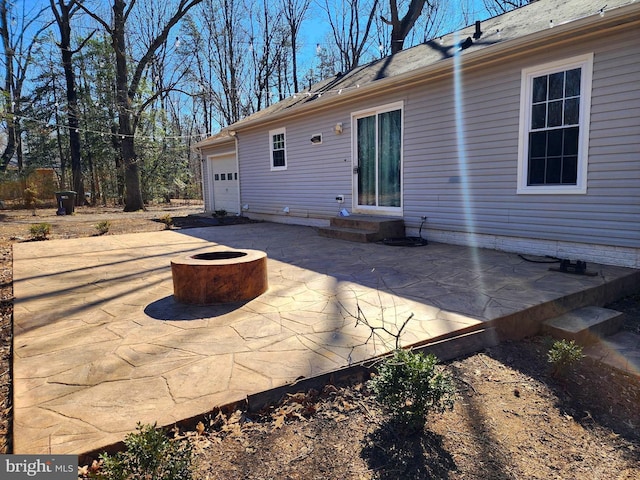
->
[542,306,624,346]
[317,226,382,243]
[583,331,640,379]
[329,215,403,232]
[318,215,405,243]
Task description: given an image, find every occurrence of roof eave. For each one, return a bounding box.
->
[193,132,236,150]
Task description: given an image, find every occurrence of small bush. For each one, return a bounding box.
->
[29,223,51,241]
[23,187,38,214]
[95,220,111,235]
[159,214,173,229]
[368,349,455,430]
[96,423,193,480]
[213,209,227,218]
[548,339,583,377]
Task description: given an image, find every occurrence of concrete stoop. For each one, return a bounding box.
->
[543,305,640,378]
[318,215,404,243]
[542,306,624,346]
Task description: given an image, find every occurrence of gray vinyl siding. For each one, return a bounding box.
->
[403,30,639,249]
[238,117,353,218]
[234,28,638,249]
[237,93,402,219]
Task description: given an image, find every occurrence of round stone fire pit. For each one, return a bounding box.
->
[171,249,268,305]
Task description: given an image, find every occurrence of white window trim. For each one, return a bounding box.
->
[351,101,404,120]
[269,127,287,171]
[517,53,593,194]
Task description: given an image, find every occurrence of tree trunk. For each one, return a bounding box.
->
[112,0,144,211]
[122,135,143,210]
[53,0,85,204]
[77,0,203,210]
[53,79,67,188]
[0,121,16,172]
[387,0,427,55]
[0,1,15,171]
[291,31,298,93]
[109,108,124,204]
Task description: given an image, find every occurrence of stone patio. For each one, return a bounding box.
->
[12,223,639,454]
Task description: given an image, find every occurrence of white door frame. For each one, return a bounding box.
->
[351,101,404,216]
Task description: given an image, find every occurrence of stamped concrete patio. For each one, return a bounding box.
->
[12,223,639,454]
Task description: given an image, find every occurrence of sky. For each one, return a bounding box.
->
[14,0,492,69]
[297,0,492,75]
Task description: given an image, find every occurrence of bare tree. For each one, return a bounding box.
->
[249,2,271,109]
[381,0,428,54]
[50,0,96,204]
[185,0,272,128]
[410,0,446,44]
[483,0,529,16]
[0,0,51,172]
[197,0,249,125]
[322,0,379,72]
[180,15,216,135]
[281,0,310,93]
[75,0,202,211]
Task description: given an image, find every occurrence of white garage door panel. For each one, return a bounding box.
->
[209,155,239,214]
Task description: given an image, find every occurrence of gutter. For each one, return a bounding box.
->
[193,132,236,150]
[212,2,640,135]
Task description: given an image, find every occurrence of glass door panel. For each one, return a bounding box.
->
[378,109,401,207]
[357,116,376,206]
[355,109,401,210]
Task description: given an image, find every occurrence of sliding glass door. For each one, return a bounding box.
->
[354,104,402,213]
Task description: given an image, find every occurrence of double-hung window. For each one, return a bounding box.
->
[517,54,593,194]
[269,127,287,171]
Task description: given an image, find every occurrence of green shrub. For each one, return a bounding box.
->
[213,209,227,218]
[95,220,111,235]
[96,423,193,480]
[368,349,456,430]
[23,187,38,212]
[159,214,173,229]
[29,223,51,240]
[548,339,583,377]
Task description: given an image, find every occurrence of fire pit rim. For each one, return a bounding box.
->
[174,248,266,266]
[191,251,248,261]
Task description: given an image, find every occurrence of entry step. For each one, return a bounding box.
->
[542,306,624,346]
[318,215,404,243]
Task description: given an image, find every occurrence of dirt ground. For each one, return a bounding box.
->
[1,204,639,479]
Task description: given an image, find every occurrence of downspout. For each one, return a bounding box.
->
[195,146,207,212]
[229,131,241,216]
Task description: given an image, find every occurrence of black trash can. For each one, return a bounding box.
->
[55,191,77,215]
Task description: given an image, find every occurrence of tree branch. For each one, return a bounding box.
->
[71,0,112,33]
[70,29,96,55]
[128,0,203,103]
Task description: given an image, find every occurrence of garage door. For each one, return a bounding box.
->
[209,154,239,214]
